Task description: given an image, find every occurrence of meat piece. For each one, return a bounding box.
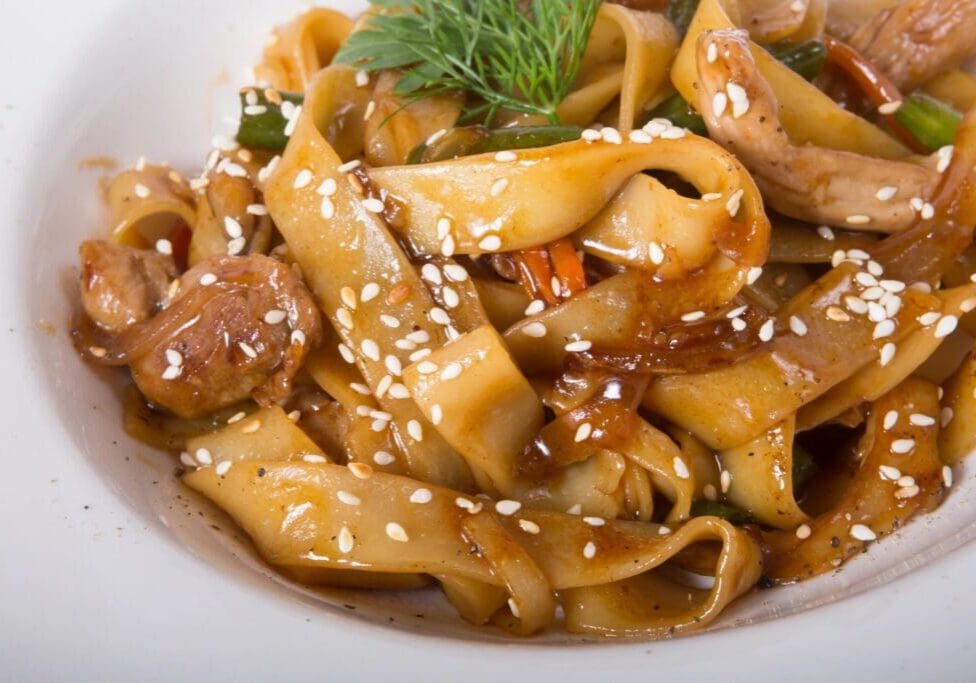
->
[695,29,939,232]
[79,240,177,334]
[108,254,322,418]
[848,0,976,92]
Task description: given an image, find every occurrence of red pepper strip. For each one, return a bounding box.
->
[515,247,559,305]
[822,36,928,154]
[547,238,587,298]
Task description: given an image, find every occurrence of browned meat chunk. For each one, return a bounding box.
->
[79,240,177,335]
[849,0,976,92]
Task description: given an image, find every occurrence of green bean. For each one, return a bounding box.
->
[407,125,582,164]
[894,93,962,152]
[766,40,827,82]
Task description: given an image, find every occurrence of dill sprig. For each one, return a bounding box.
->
[334,0,601,125]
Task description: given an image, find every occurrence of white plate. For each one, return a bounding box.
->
[1,1,975,679]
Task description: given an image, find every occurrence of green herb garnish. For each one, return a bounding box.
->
[333,0,601,125]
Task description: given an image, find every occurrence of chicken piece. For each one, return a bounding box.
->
[696,29,939,232]
[124,254,322,418]
[79,240,177,335]
[848,0,976,92]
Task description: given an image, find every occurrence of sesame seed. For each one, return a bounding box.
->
[873,319,895,339]
[867,302,887,322]
[720,470,732,493]
[759,319,775,342]
[337,160,361,173]
[495,500,522,516]
[712,91,728,117]
[910,197,925,212]
[456,497,475,511]
[867,260,884,277]
[195,448,213,465]
[350,382,371,396]
[941,406,954,427]
[519,519,541,534]
[161,365,182,380]
[380,315,400,329]
[262,309,287,325]
[826,306,850,322]
[319,196,335,220]
[165,349,183,367]
[336,526,355,554]
[213,460,232,476]
[856,272,878,287]
[227,412,246,425]
[348,462,373,480]
[363,100,376,121]
[960,297,976,313]
[795,524,812,539]
[879,342,896,366]
[918,311,941,326]
[490,178,510,198]
[421,263,442,285]
[875,186,897,201]
[581,128,602,142]
[385,522,409,542]
[936,145,954,174]
[336,308,354,330]
[921,203,935,220]
[388,383,410,399]
[878,100,902,115]
[731,317,747,331]
[673,456,690,479]
[357,339,379,362]
[88,346,108,358]
[879,465,901,480]
[441,362,462,380]
[727,82,749,118]
[226,237,246,255]
[935,315,958,338]
[895,485,920,499]
[426,128,448,146]
[293,169,313,189]
[850,524,876,541]
[567,504,582,515]
[521,321,548,338]
[362,198,385,213]
[155,238,173,255]
[789,316,808,336]
[707,42,718,63]
[179,452,196,468]
[943,465,953,488]
[817,226,835,240]
[223,162,248,178]
[629,129,652,144]
[574,423,593,443]
[417,361,439,375]
[443,264,468,282]
[290,330,306,347]
[430,404,443,426]
[897,475,916,488]
[909,413,935,427]
[241,419,261,434]
[318,179,338,199]
[747,267,762,284]
[443,287,460,309]
[891,438,915,454]
[376,375,393,399]
[565,340,592,353]
[134,183,150,199]
[846,215,871,225]
[879,280,905,293]
[601,128,622,144]
[478,235,502,252]
[883,410,898,430]
[337,490,361,506]
[223,216,243,240]
[647,241,665,265]
[430,308,451,326]
[583,516,605,527]
[582,541,597,559]
[407,420,423,441]
[199,273,218,286]
[287,410,301,423]
[360,282,380,302]
[495,151,517,162]
[725,189,744,217]
[440,234,457,257]
[681,311,706,322]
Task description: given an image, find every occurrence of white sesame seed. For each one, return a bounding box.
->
[879,465,901,480]
[478,235,502,252]
[960,297,976,313]
[759,319,775,342]
[747,266,763,284]
[380,314,401,329]
[348,462,373,480]
[883,410,898,430]
[133,183,150,199]
[879,342,896,366]
[161,364,182,380]
[826,306,850,322]
[407,420,423,441]
[720,470,732,493]
[337,490,361,506]
[440,265,467,283]
[337,287,357,310]
[875,186,898,201]
[226,237,246,255]
[565,340,592,353]
[567,504,582,515]
[935,315,958,338]
[495,500,522,516]
[517,321,547,339]
[878,100,902,115]
[519,519,541,534]
[789,316,808,336]
[416,361,439,375]
[222,217,243,240]
[376,375,393,399]
[263,309,287,325]
[319,196,335,220]
[179,452,196,468]
[601,128,622,144]
[726,189,744,217]
[293,169,313,189]
[490,178,510,197]
[681,311,706,322]
[891,439,915,454]
[421,263,442,285]
[582,541,597,559]
[943,465,953,488]
[199,273,218,286]
[212,460,231,477]
[583,516,605,527]
[712,91,728,117]
[384,355,403,377]
[850,524,876,542]
[362,198,385,214]
[846,215,871,225]
[495,151,517,163]
[856,272,878,287]
[290,330,306,347]
[223,162,248,178]
[440,233,457,257]
[629,129,653,144]
[879,279,905,293]
[165,349,183,367]
[238,342,258,359]
[195,448,213,465]
[867,260,884,277]
[731,317,747,331]
[868,302,887,323]
[443,287,460,309]
[647,241,666,265]
[360,282,380,302]
[336,308,354,330]
[707,42,718,63]
[936,145,954,174]
[918,311,941,326]
[385,522,409,542]
[441,362,462,380]
[673,456,690,480]
[941,406,954,428]
[895,485,920,499]
[429,404,443,426]
[581,128,602,142]
[910,197,925,212]
[335,526,355,554]
[388,383,410,399]
[363,100,376,121]
[726,82,749,118]
[350,382,371,396]
[897,475,916,488]
[921,203,935,220]
[909,413,935,427]
[574,423,593,443]
[337,159,362,173]
[370,451,394,467]
[817,225,835,240]
[873,319,896,339]
[154,238,173,256]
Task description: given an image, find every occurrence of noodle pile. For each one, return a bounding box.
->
[73,0,976,637]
